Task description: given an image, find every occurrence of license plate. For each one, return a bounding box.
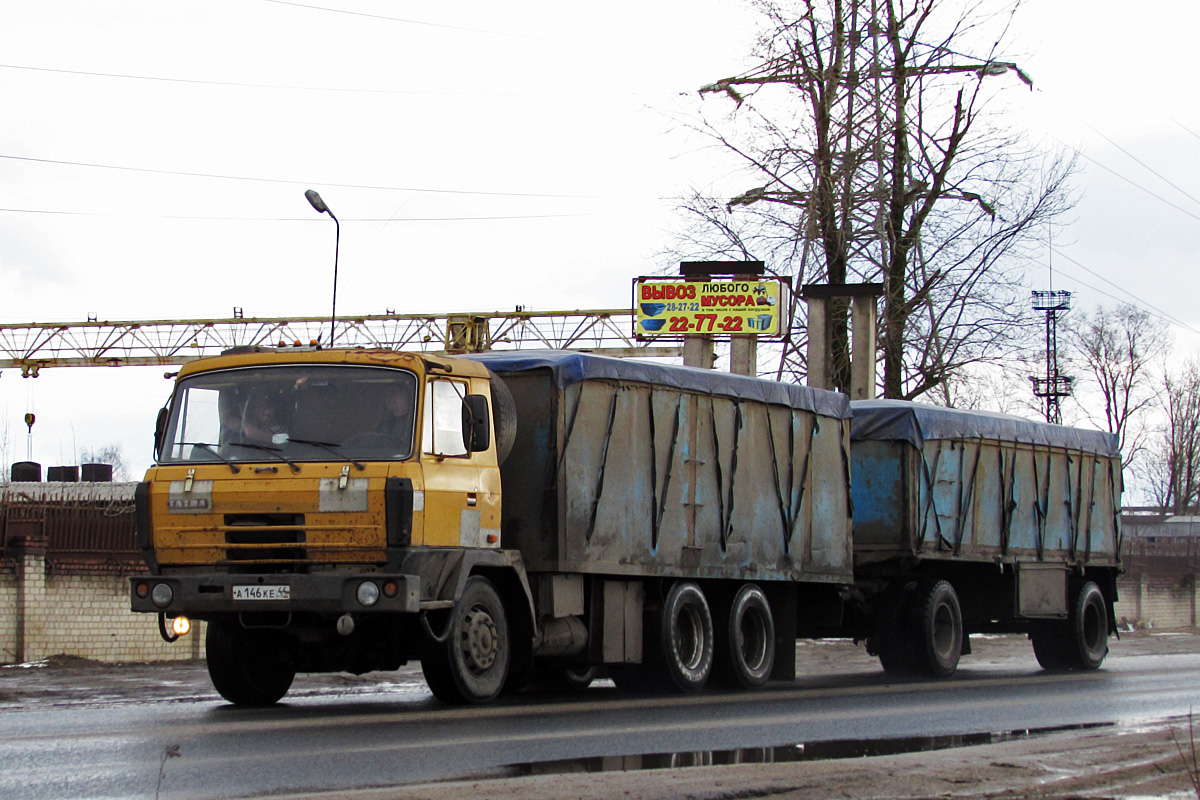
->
[233,585,290,601]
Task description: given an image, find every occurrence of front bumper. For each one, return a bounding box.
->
[130,572,421,616]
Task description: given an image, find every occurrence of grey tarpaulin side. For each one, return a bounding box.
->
[466,351,850,420]
[850,399,1119,457]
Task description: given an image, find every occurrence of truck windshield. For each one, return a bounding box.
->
[158,365,418,465]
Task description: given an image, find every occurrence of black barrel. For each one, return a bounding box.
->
[10,461,41,482]
[47,465,80,482]
[81,463,114,482]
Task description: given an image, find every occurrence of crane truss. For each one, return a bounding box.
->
[0,309,676,375]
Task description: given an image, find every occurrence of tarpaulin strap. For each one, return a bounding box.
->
[764,404,791,555]
[999,448,1017,556]
[552,383,587,491]
[1065,451,1079,560]
[839,418,853,518]
[917,442,944,550]
[1031,444,1048,561]
[787,415,818,547]
[724,401,744,550]
[647,387,658,549]
[954,438,984,556]
[708,394,727,552]
[1109,460,1122,558]
[584,389,620,543]
[1079,453,1096,561]
[651,397,682,551]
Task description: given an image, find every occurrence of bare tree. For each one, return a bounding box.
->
[672,0,1073,399]
[0,415,10,482]
[1065,304,1170,467]
[80,443,130,481]
[1146,359,1200,515]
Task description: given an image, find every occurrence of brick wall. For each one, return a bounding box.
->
[1,483,204,664]
[0,548,205,665]
[0,576,18,663]
[1115,575,1198,629]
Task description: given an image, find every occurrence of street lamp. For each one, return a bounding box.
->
[305,189,341,346]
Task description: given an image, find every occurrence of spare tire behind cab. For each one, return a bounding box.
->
[487,370,517,466]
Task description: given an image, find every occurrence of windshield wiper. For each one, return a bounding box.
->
[227,441,301,473]
[287,438,366,471]
[177,442,241,473]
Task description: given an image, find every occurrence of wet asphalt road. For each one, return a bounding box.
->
[3,633,1200,799]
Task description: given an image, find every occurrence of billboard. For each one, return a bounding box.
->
[634,278,787,339]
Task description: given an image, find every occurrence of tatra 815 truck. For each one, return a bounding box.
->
[131,346,1121,705]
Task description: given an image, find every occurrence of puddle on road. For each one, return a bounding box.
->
[505,722,1113,778]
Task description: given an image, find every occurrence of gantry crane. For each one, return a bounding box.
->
[0,309,676,375]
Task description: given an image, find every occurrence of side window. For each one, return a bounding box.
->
[170,387,222,460]
[422,379,469,457]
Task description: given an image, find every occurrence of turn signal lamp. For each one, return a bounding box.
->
[171,617,192,637]
[135,581,149,599]
[383,580,399,598]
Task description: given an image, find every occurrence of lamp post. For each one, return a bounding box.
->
[305,189,341,346]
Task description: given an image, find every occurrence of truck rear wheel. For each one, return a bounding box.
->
[206,620,296,706]
[660,581,714,692]
[421,576,511,704]
[1066,582,1109,669]
[1030,621,1069,669]
[715,583,775,688]
[907,580,963,678]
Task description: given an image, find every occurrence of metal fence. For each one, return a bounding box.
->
[0,484,139,566]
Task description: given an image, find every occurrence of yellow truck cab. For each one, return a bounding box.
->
[131,345,527,705]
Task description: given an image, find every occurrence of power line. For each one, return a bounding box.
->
[1079,120,1200,211]
[1049,247,1200,336]
[259,0,538,39]
[1063,144,1200,226]
[0,62,630,98]
[0,153,595,199]
[0,206,596,222]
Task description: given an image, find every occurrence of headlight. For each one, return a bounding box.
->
[170,617,192,637]
[151,583,174,608]
[356,581,380,607]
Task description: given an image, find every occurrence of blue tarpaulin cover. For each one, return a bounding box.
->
[466,351,850,419]
[850,399,1119,457]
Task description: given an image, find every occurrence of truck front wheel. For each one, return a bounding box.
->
[206,620,296,706]
[421,576,511,704]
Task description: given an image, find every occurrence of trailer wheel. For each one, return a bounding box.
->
[715,584,775,688]
[660,581,714,692]
[907,580,963,678]
[421,576,511,704]
[870,581,917,677]
[1066,581,1109,670]
[206,620,296,706]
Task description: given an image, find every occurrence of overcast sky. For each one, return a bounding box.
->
[1,0,1198,481]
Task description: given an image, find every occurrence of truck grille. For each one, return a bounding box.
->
[222,515,308,566]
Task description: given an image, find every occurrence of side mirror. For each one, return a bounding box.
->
[153,407,170,459]
[461,394,491,453]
